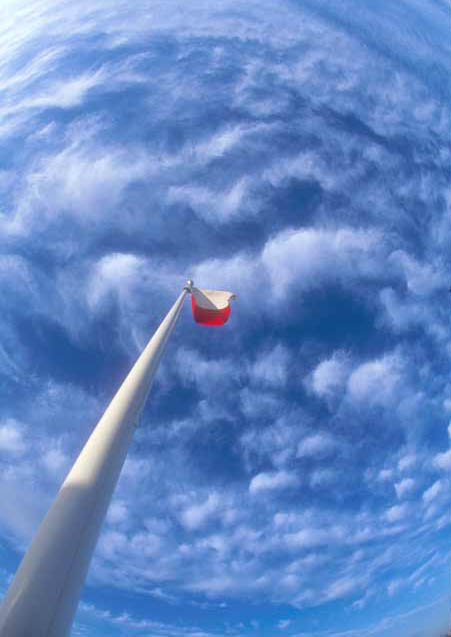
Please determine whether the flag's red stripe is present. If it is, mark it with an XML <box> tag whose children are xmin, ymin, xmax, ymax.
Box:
<box><xmin>192</xmin><ymin>297</ymin><xmax>231</xmax><ymax>325</ymax></box>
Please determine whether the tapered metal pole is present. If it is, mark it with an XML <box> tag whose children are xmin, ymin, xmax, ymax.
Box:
<box><xmin>0</xmin><ymin>285</ymin><xmax>190</xmax><ymax>637</ymax></box>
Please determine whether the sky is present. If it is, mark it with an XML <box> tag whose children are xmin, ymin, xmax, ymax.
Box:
<box><xmin>0</xmin><ymin>0</ymin><xmax>450</xmax><ymax>635</ymax></box>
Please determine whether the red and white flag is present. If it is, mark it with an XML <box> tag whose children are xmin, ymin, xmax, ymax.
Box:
<box><xmin>191</xmin><ymin>287</ymin><xmax>236</xmax><ymax>325</ymax></box>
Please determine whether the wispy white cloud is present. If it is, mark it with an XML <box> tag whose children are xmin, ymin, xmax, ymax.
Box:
<box><xmin>249</xmin><ymin>470</ymin><xmax>299</xmax><ymax>494</ymax></box>
<box><xmin>193</xmin><ymin>225</ymin><xmax>387</xmax><ymax>312</ymax></box>
<box><xmin>422</xmin><ymin>480</ymin><xmax>445</xmax><ymax>506</ymax></box>
<box><xmin>377</xmin><ymin>469</ymin><xmax>393</xmax><ymax>482</ymax></box>
<box><xmin>346</xmin><ymin>352</ymin><xmax>403</xmax><ymax>408</ymax></box>
<box><xmin>394</xmin><ymin>478</ymin><xmax>415</xmax><ymax>499</ymax></box>
<box><xmin>78</xmin><ymin>599</ymin><xmax>225</xmax><ymax>636</ymax></box>
<box><xmin>180</xmin><ymin>493</ymin><xmax>221</xmax><ymax>530</ymax></box>
<box><xmin>397</xmin><ymin>454</ymin><xmax>416</xmax><ymax>473</ymax></box>
<box><xmin>249</xmin><ymin>344</ymin><xmax>290</xmax><ymax>388</ymax></box>
<box><xmin>309</xmin><ymin>351</ymin><xmax>350</xmax><ymax>401</ymax></box>
<box><xmin>168</xmin><ymin>178</ymin><xmax>252</xmax><ymax>224</ymax></box>
<box><xmin>6</xmin><ymin>134</ymin><xmax>153</xmax><ymax>235</ymax></box>
<box><xmin>384</xmin><ymin>503</ymin><xmax>410</xmax><ymax>524</ymax></box>
<box><xmin>0</xmin><ymin>419</ymin><xmax>27</xmax><ymax>455</ymax></box>
<box><xmin>433</xmin><ymin>449</ymin><xmax>451</xmax><ymax>471</ymax></box>
<box><xmin>261</xmin><ymin>227</ymin><xmax>384</xmax><ymax>301</ymax></box>
<box><xmin>240</xmin><ymin>412</ymin><xmax>305</xmax><ymax>470</ymax></box>
<box><xmin>296</xmin><ymin>432</ymin><xmax>337</xmax><ymax>459</ymax></box>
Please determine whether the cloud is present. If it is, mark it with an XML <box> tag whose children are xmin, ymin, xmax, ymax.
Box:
<box><xmin>346</xmin><ymin>352</ymin><xmax>403</xmax><ymax>408</ymax></box>
<box><xmin>192</xmin><ymin>224</ymin><xmax>388</xmax><ymax>314</ymax></box>
<box><xmin>87</xmin><ymin>253</ymin><xmax>147</xmax><ymax>310</ymax></box>
<box><xmin>379</xmin><ymin>287</ymin><xmax>449</xmax><ymax>342</ymax></box>
<box><xmin>180</xmin><ymin>493</ymin><xmax>221</xmax><ymax>530</ymax></box>
<box><xmin>398</xmin><ymin>454</ymin><xmax>416</xmax><ymax>472</ymax></box>
<box><xmin>284</xmin><ymin>526</ymin><xmax>342</xmax><ymax>550</ymax></box>
<box><xmin>78</xmin><ymin>599</ymin><xmax>224</xmax><ymax>637</ymax></box>
<box><xmin>191</xmin><ymin>124</ymin><xmax>264</xmax><ymax>161</ymax></box>
<box><xmin>309</xmin><ymin>468</ymin><xmax>337</xmax><ymax>488</ymax></box>
<box><xmin>324</xmin><ymin>575</ymin><xmax>367</xmax><ymax>602</ymax></box>
<box><xmin>0</xmin><ymin>419</ymin><xmax>27</xmax><ymax>455</ymax></box>
<box><xmin>168</xmin><ymin>178</ymin><xmax>252</xmax><ymax>224</ymax></box>
<box><xmin>310</xmin><ymin>351</ymin><xmax>350</xmax><ymax>400</ymax></box>
<box><xmin>18</xmin><ymin>69</ymin><xmax>104</xmax><ymax>112</ymax></box>
<box><xmin>250</xmin><ymin>344</ymin><xmax>290</xmax><ymax>388</ymax></box>
<box><xmin>384</xmin><ymin>503</ymin><xmax>410</xmax><ymax>524</ymax></box>
<box><xmin>422</xmin><ymin>480</ymin><xmax>444</xmax><ymax>505</ymax></box>
<box><xmin>175</xmin><ymin>348</ymin><xmax>239</xmax><ymax>395</ymax></box>
<box><xmin>0</xmin><ymin>462</ymin><xmax>50</xmax><ymax>543</ymax></box>
<box><xmin>261</xmin><ymin>227</ymin><xmax>384</xmax><ymax>301</ymax></box>
<box><xmin>240</xmin><ymin>413</ymin><xmax>305</xmax><ymax>469</ymax></box>
<box><xmin>387</xmin><ymin>578</ymin><xmax>404</xmax><ymax>597</ymax></box>
<box><xmin>388</xmin><ymin>250</ymin><xmax>446</xmax><ymax>297</ymax></box>
<box><xmin>296</xmin><ymin>432</ymin><xmax>337</xmax><ymax>458</ymax></box>
<box><xmin>394</xmin><ymin>478</ymin><xmax>415</xmax><ymax>499</ymax></box>
<box><xmin>377</xmin><ymin>469</ymin><xmax>393</xmax><ymax>482</ymax></box>
<box><xmin>106</xmin><ymin>500</ymin><xmax>129</xmax><ymax>525</ymax></box>
<box><xmin>40</xmin><ymin>443</ymin><xmax>70</xmax><ymax>478</ymax></box>
<box><xmin>249</xmin><ymin>470</ymin><xmax>298</xmax><ymax>494</ymax></box>
<box><xmin>239</xmin><ymin>388</ymin><xmax>282</xmax><ymax>420</ymax></box>
<box><xmin>10</xmin><ymin>137</ymin><xmax>152</xmax><ymax>234</ymax></box>
<box><xmin>433</xmin><ymin>450</ymin><xmax>451</xmax><ymax>471</ymax></box>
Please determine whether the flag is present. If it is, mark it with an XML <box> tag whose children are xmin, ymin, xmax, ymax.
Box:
<box><xmin>191</xmin><ymin>287</ymin><xmax>236</xmax><ymax>325</ymax></box>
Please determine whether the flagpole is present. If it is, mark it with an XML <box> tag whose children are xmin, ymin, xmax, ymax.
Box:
<box><xmin>0</xmin><ymin>282</ymin><xmax>192</xmax><ymax>637</ymax></box>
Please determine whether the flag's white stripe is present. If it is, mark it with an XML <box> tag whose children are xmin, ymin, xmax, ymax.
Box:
<box><xmin>192</xmin><ymin>287</ymin><xmax>235</xmax><ymax>310</ymax></box>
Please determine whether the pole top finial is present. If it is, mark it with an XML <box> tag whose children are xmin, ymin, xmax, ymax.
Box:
<box><xmin>184</xmin><ymin>279</ymin><xmax>194</xmax><ymax>291</ymax></box>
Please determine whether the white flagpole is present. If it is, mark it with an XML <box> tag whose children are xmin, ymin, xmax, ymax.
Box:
<box><xmin>0</xmin><ymin>282</ymin><xmax>192</xmax><ymax>637</ymax></box>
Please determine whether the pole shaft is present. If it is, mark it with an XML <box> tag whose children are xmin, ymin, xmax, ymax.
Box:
<box><xmin>0</xmin><ymin>289</ymin><xmax>188</xmax><ymax>637</ymax></box>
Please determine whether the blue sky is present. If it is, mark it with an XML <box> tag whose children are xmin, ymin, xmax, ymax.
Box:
<box><xmin>0</xmin><ymin>0</ymin><xmax>450</xmax><ymax>635</ymax></box>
